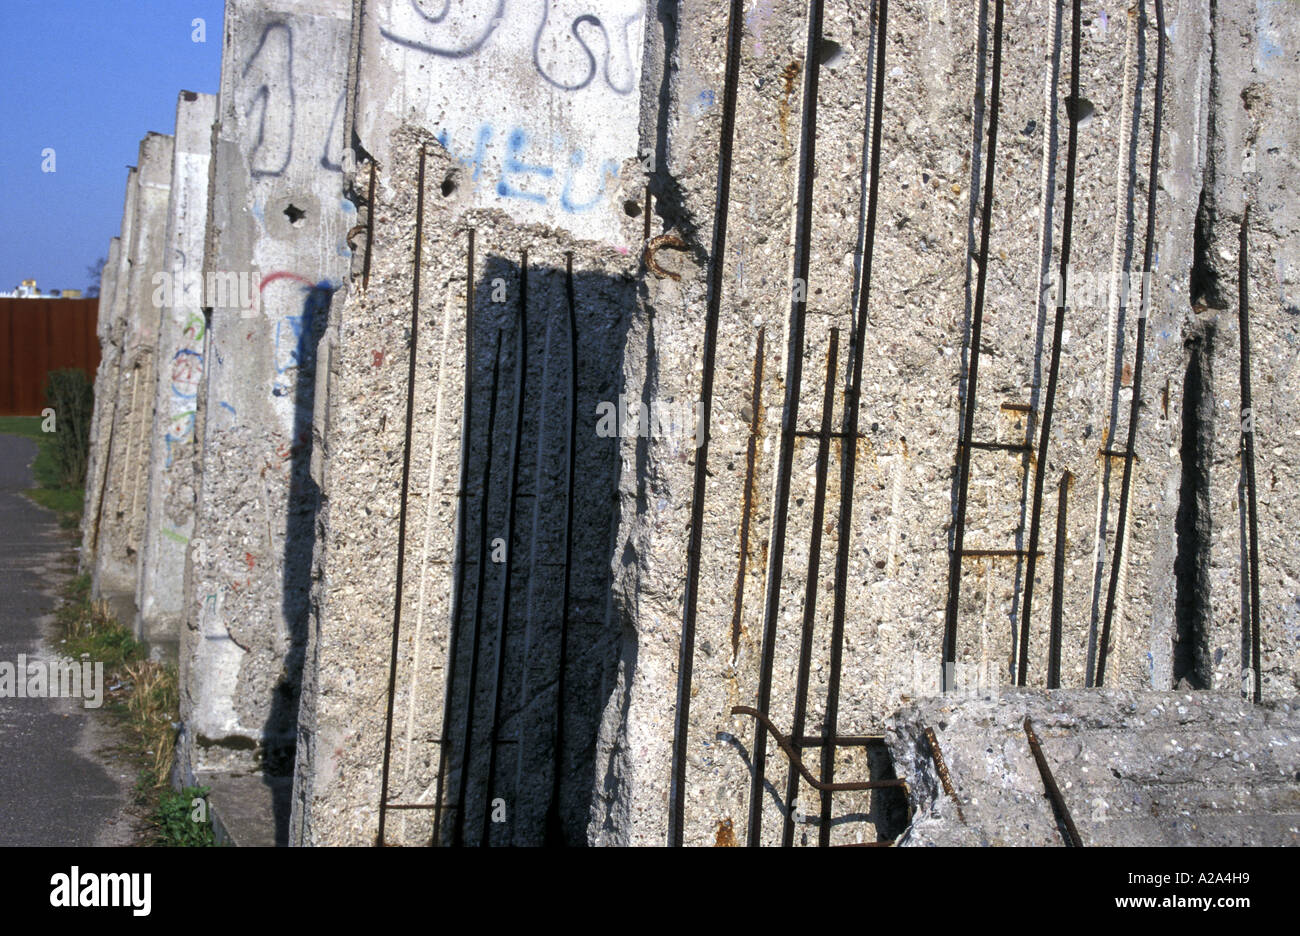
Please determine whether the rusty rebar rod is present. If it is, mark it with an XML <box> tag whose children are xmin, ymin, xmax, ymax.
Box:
<box><xmin>730</xmin><ymin>327</ymin><xmax>765</xmax><ymax>662</ymax></box>
<box><xmin>923</xmin><ymin>727</ymin><xmax>965</xmax><ymax>823</ymax></box>
<box><xmin>1024</xmin><ymin>717</ymin><xmax>1083</xmax><ymax>846</ymax></box>
<box><xmin>733</xmin><ymin>707</ymin><xmax>906</xmax><ymax>793</ymax></box>
<box><xmin>362</xmin><ymin>160</ymin><xmax>377</xmax><ymax>290</ymax></box>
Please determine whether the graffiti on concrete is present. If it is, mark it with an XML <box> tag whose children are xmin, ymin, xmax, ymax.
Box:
<box><xmin>162</xmin><ymin>312</ymin><xmax>207</xmax><ymax>468</ymax></box>
<box><xmin>260</xmin><ymin>272</ymin><xmax>335</xmax><ymax>398</ymax></box>
<box><xmin>242</xmin><ymin>23</ymin><xmax>295</xmax><ymax>177</ymax></box>
<box><xmin>436</xmin><ymin>124</ymin><xmax>619</xmax><ymax>213</ymax></box>
<box><xmin>240</xmin><ymin>22</ymin><xmax>345</xmax><ymax>177</ymax></box>
<box><xmin>370</xmin><ymin>1</ymin><xmax>645</xmax><ymax>239</ymax></box>
<box><xmin>379</xmin><ymin>0</ymin><xmax>643</xmax><ymax>95</ymax></box>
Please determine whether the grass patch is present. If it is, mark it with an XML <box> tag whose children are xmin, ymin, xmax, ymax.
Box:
<box><xmin>0</xmin><ymin>415</ymin><xmax>84</xmax><ymax>528</ymax></box>
<box><xmin>56</xmin><ymin>575</ymin><xmax>211</xmax><ymax>845</ymax></box>
<box><xmin>149</xmin><ymin>787</ymin><xmax>217</xmax><ymax>847</ymax></box>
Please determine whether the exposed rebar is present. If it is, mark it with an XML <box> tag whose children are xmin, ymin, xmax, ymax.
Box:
<box><xmin>669</xmin><ymin>0</ymin><xmax>745</xmax><ymax>847</ymax></box>
<box><xmin>1097</xmin><ymin>0</ymin><xmax>1165</xmax><ymax>686</ymax></box>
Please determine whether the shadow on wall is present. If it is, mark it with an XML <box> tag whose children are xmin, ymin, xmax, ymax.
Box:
<box><xmin>264</xmin><ymin>280</ymin><xmax>335</xmax><ymax>847</ymax></box>
<box><xmin>433</xmin><ymin>254</ymin><xmax>630</xmax><ymax>846</ymax></box>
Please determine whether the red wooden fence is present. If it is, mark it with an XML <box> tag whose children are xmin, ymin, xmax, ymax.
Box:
<box><xmin>0</xmin><ymin>298</ymin><xmax>101</xmax><ymax>416</ymax></box>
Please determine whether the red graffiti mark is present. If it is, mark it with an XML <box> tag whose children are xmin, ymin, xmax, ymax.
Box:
<box><xmin>244</xmin><ymin>551</ymin><xmax>256</xmax><ymax>570</ymax></box>
<box><xmin>372</xmin><ymin>350</ymin><xmax>384</xmax><ymax>367</ymax></box>
<box><xmin>260</xmin><ymin>271</ymin><xmax>315</xmax><ymax>292</ymax></box>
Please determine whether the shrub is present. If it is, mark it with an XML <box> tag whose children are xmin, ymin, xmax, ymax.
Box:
<box><xmin>44</xmin><ymin>368</ymin><xmax>94</xmax><ymax>487</ymax></box>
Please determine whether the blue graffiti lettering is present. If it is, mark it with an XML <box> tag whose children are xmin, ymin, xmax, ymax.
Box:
<box><xmin>434</xmin><ymin>123</ymin><xmax>617</xmax><ymax>214</ymax></box>
<box><xmin>497</xmin><ymin>128</ymin><xmax>553</xmax><ymax>204</ymax></box>
<box><xmin>560</xmin><ymin>150</ymin><xmax>618</xmax><ymax>213</ymax></box>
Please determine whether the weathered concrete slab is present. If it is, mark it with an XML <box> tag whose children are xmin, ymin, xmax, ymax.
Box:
<box><xmin>178</xmin><ymin>0</ymin><xmax>352</xmax><ymax>795</ymax></box>
<box><xmin>1190</xmin><ymin>0</ymin><xmax>1300</xmax><ymax>703</ymax></box>
<box><xmin>598</xmin><ymin>0</ymin><xmax>1205</xmax><ymax>846</ymax></box>
<box><xmin>92</xmin><ymin>134</ymin><xmax>174</xmax><ymax>605</ymax></box>
<box><xmin>196</xmin><ymin>771</ymin><xmax>292</xmax><ymax>847</ymax></box>
<box><xmin>292</xmin><ymin>0</ymin><xmax>649</xmax><ymax>845</ymax></box>
<box><xmin>137</xmin><ymin>91</ymin><xmax>217</xmax><ymax>650</ymax></box>
<box><xmin>83</xmin><ymin>165</ymin><xmax>142</xmax><ymax>575</ymax></box>
<box><xmin>354</xmin><ymin>0</ymin><xmax>647</xmax><ymax>245</ymax></box>
<box><xmin>888</xmin><ymin>688</ymin><xmax>1300</xmax><ymax>846</ymax></box>
<box><xmin>81</xmin><ymin>229</ymin><xmax>124</xmax><ymax>573</ymax></box>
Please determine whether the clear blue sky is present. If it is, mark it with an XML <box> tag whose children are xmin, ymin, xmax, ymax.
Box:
<box><xmin>0</xmin><ymin>0</ymin><xmax>226</xmax><ymax>295</ymax></box>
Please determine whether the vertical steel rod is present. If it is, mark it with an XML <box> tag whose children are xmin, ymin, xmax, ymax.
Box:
<box><xmin>378</xmin><ymin>147</ymin><xmax>426</xmax><ymax>845</ymax></box>
<box><xmin>750</xmin><ymin>0</ymin><xmax>825</xmax><ymax>848</ymax></box>
<box><xmin>668</xmin><ymin>0</ymin><xmax>745</xmax><ymax>847</ymax></box>
<box><xmin>821</xmin><ymin>0</ymin><xmax>889</xmax><ymax>847</ymax></box>
<box><xmin>1020</xmin><ymin>0</ymin><xmax>1082</xmax><ymax>685</ymax></box>
<box><xmin>362</xmin><ymin>161</ymin><xmax>377</xmax><ymax>291</ymax></box>
<box><xmin>944</xmin><ymin>0</ymin><xmax>1006</xmax><ymax>689</ymax></box>
<box><xmin>1239</xmin><ymin>208</ymin><xmax>1262</xmax><ymax>703</ymax></box>
<box><xmin>1096</xmin><ymin>0</ymin><xmax>1165</xmax><ymax>686</ymax></box>
<box><xmin>1048</xmin><ymin>471</ymin><xmax>1072</xmax><ymax>688</ymax></box>
<box><xmin>782</xmin><ymin>329</ymin><xmax>839</xmax><ymax>847</ymax></box>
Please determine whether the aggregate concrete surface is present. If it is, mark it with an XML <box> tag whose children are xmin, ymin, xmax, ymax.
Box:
<box><xmin>889</xmin><ymin>688</ymin><xmax>1300</xmax><ymax>846</ymax></box>
<box><xmin>0</xmin><ymin>435</ymin><xmax>137</xmax><ymax>846</ymax></box>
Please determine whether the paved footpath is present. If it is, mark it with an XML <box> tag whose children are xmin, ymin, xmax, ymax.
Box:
<box><xmin>0</xmin><ymin>434</ymin><xmax>133</xmax><ymax>845</ymax></box>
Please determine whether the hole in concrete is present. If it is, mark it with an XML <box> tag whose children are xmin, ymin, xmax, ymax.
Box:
<box><xmin>440</xmin><ymin>174</ymin><xmax>457</xmax><ymax>197</ymax></box>
<box><xmin>862</xmin><ymin>742</ymin><xmax>910</xmax><ymax>843</ymax></box>
<box><xmin>1190</xmin><ymin>186</ymin><xmax>1224</xmax><ymax>309</ymax></box>
<box><xmin>1065</xmin><ymin>95</ymin><xmax>1095</xmax><ymax>129</ymax></box>
<box><xmin>283</xmin><ymin>204</ymin><xmax>306</xmax><ymax>227</ymax></box>
<box><xmin>1174</xmin><ymin>317</ymin><xmax>1215</xmax><ymax>690</ymax></box>
<box><xmin>817</xmin><ymin>38</ymin><xmax>844</xmax><ymax>68</ymax></box>
<box><xmin>623</xmin><ymin>199</ymin><xmax>642</xmax><ymax>218</ymax></box>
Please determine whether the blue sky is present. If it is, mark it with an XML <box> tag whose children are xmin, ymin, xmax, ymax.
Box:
<box><xmin>0</xmin><ymin>0</ymin><xmax>225</xmax><ymax>294</ymax></box>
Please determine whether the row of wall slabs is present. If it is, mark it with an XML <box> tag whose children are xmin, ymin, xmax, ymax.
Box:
<box><xmin>81</xmin><ymin>0</ymin><xmax>1298</xmax><ymax>847</ymax></box>
<box><xmin>82</xmin><ymin>0</ymin><xmax>356</xmax><ymax>790</ymax></box>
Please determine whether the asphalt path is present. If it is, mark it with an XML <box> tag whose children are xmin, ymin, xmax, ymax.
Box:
<box><xmin>0</xmin><ymin>434</ymin><xmax>131</xmax><ymax>845</ymax></box>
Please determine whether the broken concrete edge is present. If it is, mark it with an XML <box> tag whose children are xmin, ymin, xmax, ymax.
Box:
<box><xmin>888</xmin><ymin>688</ymin><xmax>1300</xmax><ymax>847</ymax></box>
<box><xmin>173</xmin><ymin>756</ymin><xmax>291</xmax><ymax>847</ymax></box>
